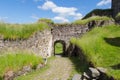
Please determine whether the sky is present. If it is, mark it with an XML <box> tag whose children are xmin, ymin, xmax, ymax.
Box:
<box><xmin>0</xmin><ymin>0</ymin><xmax>111</xmax><ymax>23</ymax></box>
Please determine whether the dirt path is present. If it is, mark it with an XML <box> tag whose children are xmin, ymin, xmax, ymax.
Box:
<box><xmin>34</xmin><ymin>56</ymin><xmax>74</xmax><ymax>80</ymax></box>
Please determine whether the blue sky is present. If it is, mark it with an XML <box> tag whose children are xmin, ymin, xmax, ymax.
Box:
<box><xmin>0</xmin><ymin>0</ymin><xmax>111</xmax><ymax>23</ymax></box>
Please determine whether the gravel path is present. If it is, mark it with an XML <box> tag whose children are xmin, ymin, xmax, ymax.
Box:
<box><xmin>34</xmin><ymin>56</ymin><xmax>73</xmax><ymax>80</ymax></box>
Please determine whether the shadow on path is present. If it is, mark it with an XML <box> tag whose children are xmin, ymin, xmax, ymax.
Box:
<box><xmin>68</xmin><ymin>46</ymin><xmax>92</xmax><ymax>74</ymax></box>
<box><xmin>69</xmin><ymin>57</ymin><xmax>88</xmax><ymax>74</ymax></box>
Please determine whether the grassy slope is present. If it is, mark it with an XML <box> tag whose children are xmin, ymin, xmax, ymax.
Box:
<box><xmin>0</xmin><ymin>22</ymin><xmax>49</xmax><ymax>40</ymax></box>
<box><xmin>0</xmin><ymin>51</ymin><xmax>43</xmax><ymax>78</ymax></box>
<box><xmin>71</xmin><ymin>25</ymin><xmax>120</xmax><ymax>79</ymax></box>
<box><xmin>82</xmin><ymin>9</ymin><xmax>112</xmax><ymax>19</ymax></box>
<box><xmin>73</xmin><ymin>16</ymin><xmax>112</xmax><ymax>25</ymax></box>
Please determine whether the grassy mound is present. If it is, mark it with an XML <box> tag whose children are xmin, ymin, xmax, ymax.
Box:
<box><xmin>73</xmin><ymin>16</ymin><xmax>112</xmax><ymax>25</ymax></box>
<box><xmin>0</xmin><ymin>51</ymin><xmax>43</xmax><ymax>78</ymax></box>
<box><xmin>71</xmin><ymin>25</ymin><xmax>120</xmax><ymax>79</ymax></box>
<box><xmin>0</xmin><ymin>22</ymin><xmax>49</xmax><ymax>40</ymax></box>
<box><xmin>83</xmin><ymin>9</ymin><xmax>112</xmax><ymax>19</ymax></box>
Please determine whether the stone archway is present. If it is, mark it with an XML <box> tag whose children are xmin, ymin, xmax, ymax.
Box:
<box><xmin>54</xmin><ymin>40</ymin><xmax>66</xmax><ymax>56</ymax></box>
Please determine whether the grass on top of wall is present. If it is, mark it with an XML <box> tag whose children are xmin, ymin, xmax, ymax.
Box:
<box><xmin>73</xmin><ymin>16</ymin><xmax>113</xmax><ymax>25</ymax></box>
<box><xmin>0</xmin><ymin>51</ymin><xmax>43</xmax><ymax>78</ymax></box>
<box><xmin>71</xmin><ymin>25</ymin><xmax>120</xmax><ymax>79</ymax></box>
<box><xmin>0</xmin><ymin>22</ymin><xmax>49</xmax><ymax>40</ymax></box>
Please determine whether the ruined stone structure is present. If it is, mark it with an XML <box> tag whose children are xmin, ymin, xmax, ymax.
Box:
<box><xmin>0</xmin><ymin>30</ymin><xmax>53</xmax><ymax>57</ymax></box>
<box><xmin>0</xmin><ymin>25</ymin><xmax>88</xmax><ymax>57</ymax></box>
<box><xmin>0</xmin><ymin>19</ymin><xmax>114</xmax><ymax>57</ymax></box>
<box><xmin>112</xmin><ymin>0</ymin><xmax>120</xmax><ymax>17</ymax></box>
<box><xmin>51</xmin><ymin>24</ymin><xmax>88</xmax><ymax>55</ymax></box>
<box><xmin>0</xmin><ymin>0</ymin><xmax>118</xmax><ymax>57</ymax></box>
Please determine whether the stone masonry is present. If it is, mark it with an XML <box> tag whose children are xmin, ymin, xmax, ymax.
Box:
<box><xmin>0</xmin><ymin>30</ymin><xmax>53</xmax><ymax>57</ymax></box>
<box><xmin>0</xmin><ymin>19</ymin><xmax>114</xmax><ymax>57</ymax></box>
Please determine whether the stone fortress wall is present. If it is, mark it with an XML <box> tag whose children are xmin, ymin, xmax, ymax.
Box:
<box><xmin>0</xmin><ymin>0</ymin><xmax>118</xmax><ymax>57</ymax></box>
<box><xmin>0</xmin><ymin>19</ymin><xmax>113</xmax><ymax>57</ymax></box>
<box><xmin>0</xmin><ymin>30</ymin><xmax>53</xmax><ymax>57</ymax></box>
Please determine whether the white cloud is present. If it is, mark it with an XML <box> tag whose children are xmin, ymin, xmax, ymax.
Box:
<box><xmin>38</xmin><ymin>1</ymin><xmax>83</xmax><ymax>23</ymax></box>
<box><xmin>52</xmin><ymin>7</ymin><xmax>77</xmax><ymax>15</ymax></box>
<box><xmin>69</xmin><ymin>13</ymin><xmax>83</xmax><ymax>19</ymax></box>
<box><xmin>97</xmin><ymin>0</ymin><xmax>111</xmax><ymax>6</ymax></box>
<box><xmin>53</xmin><ymin>16</ymin><xmax>69</xmax><ymax>23</ymax></box>
<box><xmin>38</xmin><ymin>1</ymin><xmax>57</xmax><ymax>10</ymax></box>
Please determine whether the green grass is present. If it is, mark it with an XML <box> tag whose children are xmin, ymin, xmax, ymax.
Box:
<box><xmin>0</xmin><ymin>22</ymin><xmax>49</xmax><ymax>40</ymax></box>
<box><xmin>14</xmin><ymin>66</ymin><xmax>49</xmax><ymax>80</ymax></box>
<box><xmin>73</xmin><ymin>16</ymin><xmax>113</xmax><ymax>25</ymax></box>
<box><xmin>82</xmin><ymin>9</ymin><xmax>112</xmax><ymax>19</ymax></box>
<box><xmin>38</xmin><ymin>18</ymin><xmax>54</xmax><ymax>24</ymax></box>
<box><xmin>71</xmin><ymin>25</ymin><xmax>120</xmax><ymax>79</ymax></box>
<box><xmin>14</xmin><ymin>56</ymin><xmax>55</xmax><ymax>80</ymax></box>
<box><xmin>55</xmin><ymin>43</ymin><xmax>63</xmax><ymax>54</ymax></box>
<box><xmin>0</xmin><ymin>51</ymin><xmax>43</xmax><ymax>78</ymax></box>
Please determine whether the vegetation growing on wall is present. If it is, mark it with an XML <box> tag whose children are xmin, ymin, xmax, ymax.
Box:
<box><xmin>0</xmin><ymin>16</ymin><xmax>113</xmax><ymax>40</ymax></box>
<box><xmin>71</xmin><ymin>25</ymin><xmax>120</xmax><ymax>79</ymax></box>
<box><xmin>37</xmin><ymin>18</ymin><xmax>54</xmax><ymax>24</ymax></box>
<box><xmin>0</xmin><ymin>22</ymin><xmax>49</xmax><ymax>40</ymax></box>
<box><xmin>83</xmin><ymin>9</ymin><xmax>112</xmax><ymax>19</ymax></box>
<box><xmin>0</xmin><ymin>51</ymin><xmax>43</xmax><ymax>78</ymax></box>
<box><xmin>73</xmin><ymin>16</ymin><xmax>113</xmax><ymax>25</ymax></box>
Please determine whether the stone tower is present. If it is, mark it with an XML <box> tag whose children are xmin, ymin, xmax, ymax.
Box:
<box><xmin>112</xmin><ymin>0</ymin><xmax>120</xmax><ymax>17</ymax></box>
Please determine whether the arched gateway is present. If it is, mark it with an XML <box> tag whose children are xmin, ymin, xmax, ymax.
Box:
<box><xmin>54</xmin><ymin>40</ymin><xmax>66</xmax><ymax>56</ymax></box>
<box><xmin>51</xmin><ymin>24</ymin><xmax>88</xmax><ymax>56</ymax></box>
